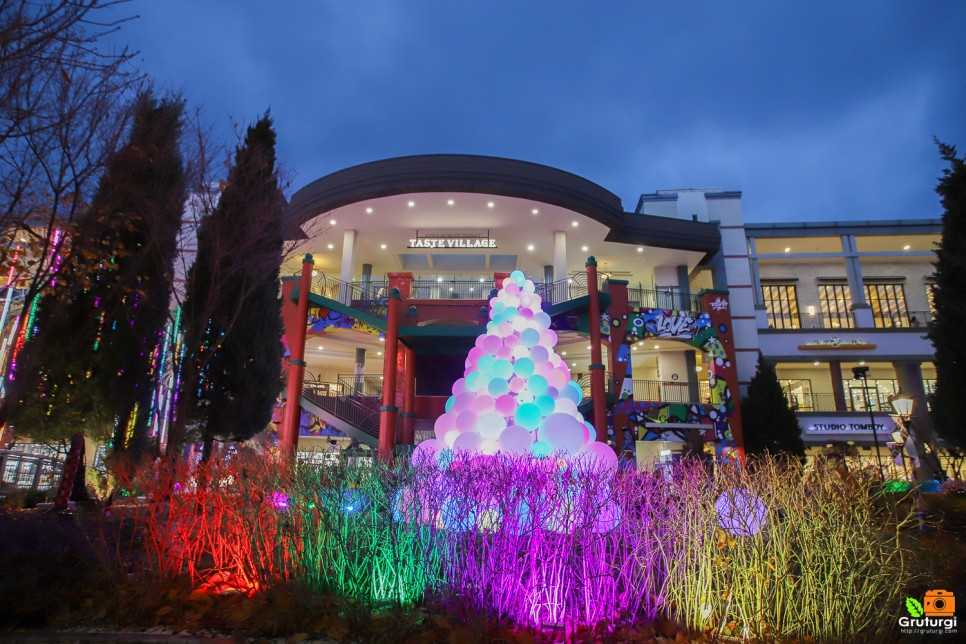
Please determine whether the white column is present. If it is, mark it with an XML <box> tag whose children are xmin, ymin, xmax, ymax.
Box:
<box><xmin>339</xmin><ymin>229</ymin><xmax>357</xmax><ymax>304</ymax></box>
<box><xmin>841</xmin><ymin>234</ymin><xmax>873</xmax><ymax>327</ymax></box>
<box><xmin>553</xmin><ymin>231</ymin><xmax>567</xmax><ymax>302</ymax></box>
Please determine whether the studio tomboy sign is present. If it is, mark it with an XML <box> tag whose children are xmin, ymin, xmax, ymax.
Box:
<box><xmin>407</xmin><ymin>232</ymin><xmax>497</xmax><ymax>249</ymax></box>
<box><xmin>803</xmin><ymin>414</ymin><xmax>896</xmax><ymax>435</ymax></box>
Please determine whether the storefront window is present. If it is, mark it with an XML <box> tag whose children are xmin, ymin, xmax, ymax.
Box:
<box><xmin>762</xmin><ymin>283</ymin><xmax>801</xmax><ymax>329</ymax></box>
<box><xmin>864</xmin><ymin>283</ymin><xmax>908</xmax><ymax>328</ymax></box>
<box><xmin>819</xmin><ymin>283</ymin><xmax>854</xmax><ymax>328</ymax></box>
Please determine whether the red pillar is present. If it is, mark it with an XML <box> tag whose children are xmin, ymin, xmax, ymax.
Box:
<box><xmin>399</xmin><ymin>345</ymin><xmax>416</xmax><ymax>445</ymax></box>
<box><xmin>586</xmin><ymin>257</ymin><xmax>608</xmax><ymax>443</ymax></box>
<box><xmin>281</xmin><ymin>254</ymin><xmax>314</xmax><ymax>460</ymax></box>
<box><xmin>379</xmin><ymin>288</ymin><xmax>403</xmax><ymax>460</ymax></box>
<box><xmin>699</xmin><ymin>290</ymin><xmax>746</xmax><ymax>462</ymax></box>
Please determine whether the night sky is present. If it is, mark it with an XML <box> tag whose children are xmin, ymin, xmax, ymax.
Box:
<box><xmin>105</xmin><ymin>1</ymin><xmax>965</xmax><ymax>222</ymax></box>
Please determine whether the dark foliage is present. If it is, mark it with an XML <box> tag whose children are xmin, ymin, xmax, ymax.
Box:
<box><xmin>179</xmin><ymin>114</ymin><xmax>285</xmax><ymax>452</ymax></box>
<box><xmin>929</xmin><ymin>140</ymin><xmax>966</xmax><ymax>449</ymax></box>
<box><xmin>741</xmin><ymin>352</ymin><xmax>805</xmax><ymax>458</ymax></box>
<box><xmin>8</xmin><ymin>93</ymin><xmax>185</xmax><ymax>461</ymax></box>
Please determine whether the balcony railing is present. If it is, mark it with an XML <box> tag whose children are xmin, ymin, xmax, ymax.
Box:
<box><xmin>626</xmin><ymin>287</ymin><xmax>702</xmax><ymax>313</ymax></box>
<box><xmin>787</xmin><ymin>391</ymin><xmax>902</xmax><ymax>413</ymax></box>
<box><xmin>410</xmin><ymin>279</ymin><xmax>491</xmax><ymax>300</ymax></box>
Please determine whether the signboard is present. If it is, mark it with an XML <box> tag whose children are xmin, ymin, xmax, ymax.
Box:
<box><xmin>801</xmin><ymin>413</ymin><xmax>896</xmax><ymax>437</ymax></box>
<box><xmin>407</xmin><ymin>231</ymin><xmax>496</xmax><ymax>249</ymax></box>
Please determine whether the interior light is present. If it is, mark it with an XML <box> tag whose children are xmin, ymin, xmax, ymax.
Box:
<box><xmin>377</xmin><ymin>351</ymin><xmax>383</xmax><ymax>356</ymax></box>
<box><xmin>586</xmin><ymin>345</ymin><xmax>591</xmax><ymax>350</ymax></box>
<box><xmin>561</xmin><ymin>351</ymin><xmax>567</xmax><ymax>356</ymax></box>
<box><xmin>447</xmin><ymin>199</ymin><xmax>455</xmax><ymax>206</ymax></box>
<box><xmin>654</xmin><ymin>344</ymin><xmax>660</xmax><ymax>350</ymax></box>
<box><xmin>695</xmin><ymin>365</ymin><xmax>703</xmax><ymax>372</ymax></box>
<box><xmin>327</xmin><ymin>244</ymin><xmax>334</xmax><ymax>249</ymax></box>
<box><xmin>784</xmin><ymin>247</ymin><xmax>791</xmax><ymax>253</ymax></box>
<box><xmin>806</xmin><ymin>305</ymin><xmax>816</xmax><ymax>315</ymax></box>
<box><xmin>408</xmin><ymin>201</ymin><xmax>415</xmax><ymax>207</ymax></box>
<box><xmin>311</xmin><ymin>270</ymin><xmax>318</xmax><ymax>276</ymax></box>
<box><xmin>365</xmin><ymin>207</ymin><xmax>373</xmax><ymax>214</ymax></box>
<box><xmin>469</xmin><ymin>287</ymin><xmax>474</xmax><ymax>292</ymax></box>
<box><xmin>637</xmin><ymin>247</ymin><xmax>643</xmax><ymax>253</ymax></box>
<box><xmin>581</xmin><ymin>245</ymin><xmax>588</xmax><ymax>252</ymax></box>
<box><xmin>329</xmin><ymin>219</ymin><xmax>337</xmax><ymax>225</ymax></box>
<box><xmin>449</xmin><ymin>287</ymin><xmax>454</xmax><ymax>291</ymax></box>
<box><xmin>437</xmin><ymin>277</ymin><xmax>443</xmax><ymax>283</ymax></box>
<box><xmin>632</xmin><ymin>346</ymin><xmax>638</xmax><ymax>350</ymax></box>
<box><xmin>903</xmin><ymin>244</ymin><xmax>911</xmax><ymax>250</ymax></box>
<box><xmin>571</xmin><ymin>221</ymin><xmax>578</xmax><ymax>227</ymax></box>
<box><xmin>859</xmin><ymin>361</ymin><xmax>866</xmax><ymax>366</ymax></box>
<box><xmin>479</xmin><ymin>278</ymin><xmax>484</xmax><ymax>282</ymax></box>
<box><xmin>527</xmin><ymin>244</ymin><xmax>534</xmax><ymax>251</ymax></box>
<box><xmin>571</xmin><ymin>362</ymin><xmax>577</xmax><ymax>367</ymax></box>
<box><xmin>813</xmin><ymin>361</ymin><xmax>820</xmax><ymax>366</ymax></box>
<box><xmin>379</xmin><ymin>337</ymin><xmax>385</xmax><ymax>342</ymax></box>
<box><xmin>380</xmin><ymin>243</ymin><xmax>387</xmax><ymax>249</ymax></box>
<box><xmin>487</xmin><ymin>201</ymin><xmax>495</xmax><ymax>208</ymax></box>
<box><xmin>317</xmin><ymin>346</ymin><xmax>323</xmax><ymax>350</ymax></box>
<box><xmin>531</xmin><ymin>208</ymin><xmax>539</xmax><ymax>215</ymax></box>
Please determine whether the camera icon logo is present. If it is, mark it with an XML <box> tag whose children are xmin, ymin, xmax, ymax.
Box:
<box><xmin>924</xmin><ymin>589</ymin><xmax>956</xmax><ymax>617</ymax></box>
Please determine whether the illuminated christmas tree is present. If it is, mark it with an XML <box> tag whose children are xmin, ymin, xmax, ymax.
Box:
<box><xmin>414</xmin><ymin>270</ymin><xmax>616</xmax><ymax>468</ymax></box>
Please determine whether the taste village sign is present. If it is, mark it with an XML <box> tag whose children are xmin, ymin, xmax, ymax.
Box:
<box><xmin>407</xmin><ymin>232</ymin><xmax>497</xmax><ymax>249</ymax></box>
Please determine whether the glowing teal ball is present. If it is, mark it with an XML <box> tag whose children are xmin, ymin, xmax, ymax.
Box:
<box><xmin>514</xmin><ymin>402</ymin><xmax>542</xmax><ymax>430</ymax></box>
<box><xmin>513</xmin><ymin>357</ymin><xmax>535</xmax><ymax>378</ymax></box>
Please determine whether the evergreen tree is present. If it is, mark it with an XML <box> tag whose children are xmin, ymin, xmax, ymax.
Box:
<box><xmin>929</xmin><ymin>140</ymin><xmax>966</xmax><ymax>449</ymax></box>
<box><xmin>179</xmin><ymin>114</ymin><xmax>285</xmax><ymax>459</ymax></box>
<box><xmin>741</xmin><ymin>352</ymin><xmax>805</xmax><ymax>459</ymax></box>
<box><xmin>9</xmin><ymin>93</ymin><xmax>185</xmax><ymax>463</ymax></box>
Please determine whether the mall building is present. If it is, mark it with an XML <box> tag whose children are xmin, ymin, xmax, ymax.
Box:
<box><xmin>277</xmin><ymin>154</ymin><xmax>941</xmax><ymax>473</ymax></box>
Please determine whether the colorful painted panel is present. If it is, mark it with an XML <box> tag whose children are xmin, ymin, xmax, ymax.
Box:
<box><xmin>308</xmin><ymin>308</ymin><xmax>381</xmax><ymax>337</ymax></box>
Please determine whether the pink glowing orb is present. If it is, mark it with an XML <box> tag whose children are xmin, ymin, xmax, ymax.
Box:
<box><xmin>539</xmin><ymin>413</ymin><xmax>587</xmax><ymax>455</ymax></box>
<box><xmin>578</xmin><ymin>441</ymin><xmax>619</xmax><ymax>473</ymax></box>
<box><xmin>498</xmin><ymin>424</ymin><xmax>533</xmax><ymax>454</ymax></box>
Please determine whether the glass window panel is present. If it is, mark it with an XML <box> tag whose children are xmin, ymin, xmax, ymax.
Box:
<box><xmin>762</xmin><ymin>284</ymin><xmax>800</xmax><ymax>329</ymax></box>
<box><xmin>819</xmin><ymin>284</ymin><xmax>854</xmax><ymax>328</ymax></box>
<box><xmin>865</xmin><ymin>283</ymin><xmax>908</xmax><ymax>328</ymax></box>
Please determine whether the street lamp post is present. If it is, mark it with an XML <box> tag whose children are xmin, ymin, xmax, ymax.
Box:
<box><xmin>852</xmin><ymin>366</ymin><xmax>885</xmax><ymax>481</ymax></box>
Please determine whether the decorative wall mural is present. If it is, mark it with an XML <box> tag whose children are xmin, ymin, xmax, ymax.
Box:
<box><xmin>307</xmin><ymin>308</ymin><xmax>382</xmax><ymax>337</ymax></box>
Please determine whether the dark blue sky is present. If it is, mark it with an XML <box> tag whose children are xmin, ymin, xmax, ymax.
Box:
<box><xmin>107</xmin><ymin>1</ymin><xmax>965</xmax><ymax>222</ymax></box>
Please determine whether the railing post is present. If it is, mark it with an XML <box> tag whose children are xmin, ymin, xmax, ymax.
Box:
<box><xmin>586</xmin><ymin>257</ymin><xmax>608</xmax><ymax>443</ymax></box>
<box><xmin>281</xmin><ymin>254</ymin><xmax>315</xmax><ymax>460</ymax></box>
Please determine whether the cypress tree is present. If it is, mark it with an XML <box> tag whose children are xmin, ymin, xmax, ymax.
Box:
<box><xmin>929</xmin><ymin>141</ymin><xmax>966</xmax><ymax>449</ymax></box>
<box><xmin>9</xmin><ymin>93</ymin><xmax>185</xmax><ymax>466</ymax></box>
<box><xmin>741</xmin><ymin>352</ymin><xmax>806</xmax><ymax>459</ymax></box>
<box><xmin>179</xmin><ymin>114</ymin><xmax>285</xmax><ymax>458</ymax></box>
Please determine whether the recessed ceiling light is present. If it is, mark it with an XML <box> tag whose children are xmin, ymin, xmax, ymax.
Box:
<box><xmin>632</xmin><ymin>346</ymin><xmax>638</xmax><ymax>350</ymax></box>
<box><xmin>784</xmin><ymin>247</ymin><xmax>791</xmax><ymax>253</ymax></box>
<box><xmin>479</xmin><ymin>278</ymin><xmax>484</xmax><ymax>282</ymax></box>
<box><xmin>527</xmin><ymin>244</ymin><xmax>534</xmax><ymax>251</ymax></box>
<box><xmin>637</xmin><ymin>247</ymin><xmax>643</xmax><ymax>253</ymax></box>
<box><xmin>859</xmin><ymin>361</ymin><xmax>866</xmax><ymax>366</ymax></box>
<box><xmin>469</xmin><ymin>287</ymin><xmax>474</xmax><ymax>292</ymax></box>
<box><xmin>695</xmin><ymin>365</ymin><xmax>703</xmax><ymax>372</ymax></box>
<box><xmin>311</xmin><ymin>270</ymin><xmax>318</xmax><ymax>276</ymax></box>
<box><xmin>654</xmin><ymin>344</ymin><xmax>660</xmax><ymax>350</ymax></box>
<box><xmin>586</xmin><ymin>345</ymin><xmax>591</xmax><ymax>350</ymax></box>
<box><xmin>317</xmin><ymin>345</ymin><xmax>323</xmax><ymax>350</ymax></box>
<box><xmin>437</xmin><ymin>277</ymin><xmax>443</xmax><ymax>283</ymax></box>
<box><xmin>447</xmin><ymin>199</ymin><xmax>455</xmax><ymax>206</ymax></box>
<box><xmin>377</xmin><ymin>351</ymin><xmax>383</xmax><ymax>356</ymax></box>
<box><xmin>487</xmin><ymin>201</ymin><xmax>495</xmax><ymax>208</ymax></box>
<box><xmin>408</xmin><ymin>200</ymin><xmax>415</xmax><ymax>207</ymax></box>
<box><xmin>581</xmin><ymin>245</ymin><xmax>588</xmax><ymax>252</ymax></box>
<box><xmin>380</xmin><ymin>243</ymin><xmax>387</xmax><ymax>249</ymax></box>
<box><xmin>329</xmin><ymin>219</ymin><xmax>337</xmax><ymax>225</ymax></box>
<box><xmin>531</xmin><ymin>208</ymin><xmax>539</xmax><ymax>215</ymax></box>
<box><xmin>327</xmin><ymin>243</ymin><xmax>334</xmax><ymax>249</ymax></box>
<box><xmin>561</xmin><ymin>351</ymin><xmax>567</xmax><ymax>356</ymax></box>
<box><xmin>449</xmin><ymin>287</ymin><xmax>454</xmax><ymax>291</ymax></box>
<box><xmin>365</xmin><ymin>207</ymin><xmax>373</xmax><ymax>214</ymax></box>
<box><xmin>571</xmin><ymin>221</ymin><xmax>578</xmax><ymax>227</ymax></box>
<box><xmin>813</xmin><ymin>361</ymin><xmax>820</xmax><ymax>366</ymax></box>
<box><xmin>903</xmin><ymin>244</ymin><xmax>911</xmax><ymax>250</ymax></box>
<box><xmin>379</xmin><ymin>337</ymin><xmax>385</xmax><ymax>342</ymax></box>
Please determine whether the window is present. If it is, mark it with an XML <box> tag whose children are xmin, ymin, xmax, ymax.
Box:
<box><xmin>845</xmin><ymin>378</ymin><xmax>897</xmax><ymax>412</ymax></box>
<box><xmin>819</xmin><ymin>283</ymin><xmax>854</xmax><ymax>328</ymax></box>
<box><xmin>762</xmin><ymin>283</ymin><xmax>801</xmax><ymax>329</ymax></box>
<box><xmin>779</xmin><ymin>378</ymin><xmax>813</xmax><ymax>410</ymax></box>
<box><xmin>864</xmin><ymin>283</ymin><xmax>908</xmax><ymax>328</ymax></box>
